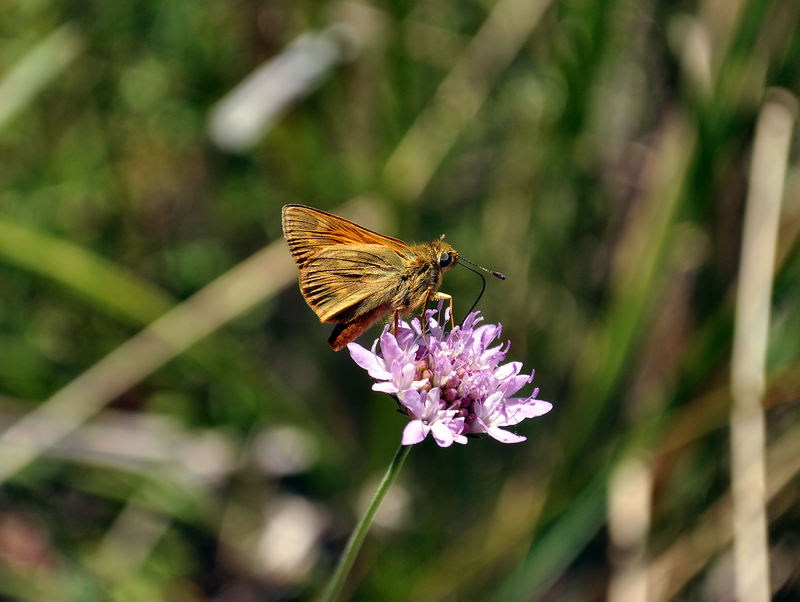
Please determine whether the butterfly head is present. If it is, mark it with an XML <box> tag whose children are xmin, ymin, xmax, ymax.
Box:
<box><xmin>429</xmin><ymin>239</ymin><xmax>459</xmax><ymax>274</ymax></box>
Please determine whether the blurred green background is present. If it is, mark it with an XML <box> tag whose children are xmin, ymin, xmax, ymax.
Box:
<box><xmin>1</xmin><ymin>1</ymin><xmax>799</xmax><ymax>600</ymax></box>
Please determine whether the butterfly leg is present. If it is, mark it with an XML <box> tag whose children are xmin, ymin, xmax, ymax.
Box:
<box><xmin>430</xmin><ymin>292</ymin><xmax>455</xmax><ymax>330</ymax></box>
<box><xmin>420</xmin><ymin>288</ymin><xmax>433</xmax><ymax>340</ymax></box>
<box><xmin>393</xmin><ymin>310</ymin><xmax>399</xmax><ymax>336</ymax></box>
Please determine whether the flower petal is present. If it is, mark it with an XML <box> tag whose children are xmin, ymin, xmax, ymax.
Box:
<box><xmin>485</xmin><ymin>425</ymin><xmax>527</xmax><ymax>444</ymax></box>
<box><xmin>402</xmin><ymin>420</ymin><xmax>428</xmax><ymax>445</ymax></box>
<box><xmin>379</xmin><ymin>329</ymin><xmax>406</xmax><ymax>365</ymax></box>
<box><xmin>373</xmin><ymin>382</ymin><xmax>400</xmax><ymax>394</ymax></box>
<box><xmin>430</xmin><ymin>421</ymin><xmax>455</xmax><ymax>447</ymax></box>
<box><xmin>497</xmin><ymin>372</ymin><xmax>533</xmax><ymax>397</ymax></box>
<box><xmin>493</xmin><ymin>361</ymin><xmax>522</xmax><ymax>381</ymax></box>
<box><xmin>347</xmin><ymin>343</ymin><xmax>390</xmax><ymax>379</ymax></box>
<box><xmin>398</xmin><ymin>389</ymin><xmax>423</xmax><ymax>415</ymax></box>
<box><xmin>505</xmin><ymin>398</ymin><xmax>553</xmax><ymax>423</ymax></box>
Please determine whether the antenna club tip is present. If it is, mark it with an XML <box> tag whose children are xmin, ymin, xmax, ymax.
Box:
<box><xmin>493</xmin><ymin>271</ymin><xmax>506</xmax><ymax>280</ymax></box>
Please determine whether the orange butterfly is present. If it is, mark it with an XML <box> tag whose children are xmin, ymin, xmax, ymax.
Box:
<box><xmin>282</xmin><ymin>204</ymin><xmax>503</xmax><ymax>350</ymax></box>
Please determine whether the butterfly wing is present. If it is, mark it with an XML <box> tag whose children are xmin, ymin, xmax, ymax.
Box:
<box><xmin>282</xmin><ymin>204</ymin><xmax>411</xmax><ymax>267</ymax></box>
<box><xmin>299</xmin><ymin>243</ymin><xmax>405</xmax><ymax>323</ymax></box>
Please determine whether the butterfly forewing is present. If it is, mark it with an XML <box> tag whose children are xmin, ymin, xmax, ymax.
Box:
<box><xmin>281</xmin><ymin>204</ymin><xmax>469</xmax><ymax>350</ymax></box>
<box><xmin>282</xmin><ymin>204</ymin><xmax>410</xmax><ymax>267</ymax></box>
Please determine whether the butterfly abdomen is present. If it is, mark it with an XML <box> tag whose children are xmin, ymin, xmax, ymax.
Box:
<box><xmin>328</xmin><ymin>303</ymin><xmax>394</xmax><ymax>350</ymax></box>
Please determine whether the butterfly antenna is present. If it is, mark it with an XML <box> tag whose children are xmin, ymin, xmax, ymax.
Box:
<box><xmin>456</xmin><ymin>257</ymin><xmax>505</xmax><ymax>322</ymax></box>
<box><xmin>459</xmin><ymin>256</ymin><xmax>506</xmax><ymax>280</ymax></box>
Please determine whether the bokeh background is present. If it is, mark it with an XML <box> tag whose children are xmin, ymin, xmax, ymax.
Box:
<box><xmin>1</xmin><ymin>1</ymin><xmax>799</xmax><ymax>600</ymax></box>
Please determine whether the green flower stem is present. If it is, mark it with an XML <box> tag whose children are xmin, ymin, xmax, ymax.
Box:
<box><xmin>319</xmin><ymin>442</ymin><xmax>412</xmax><ymax>602</ymax></box>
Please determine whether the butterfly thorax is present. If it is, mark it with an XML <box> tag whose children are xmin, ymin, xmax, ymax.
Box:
<box><xmin>395</xmin><ymin>240</ymin><xmax>458</xmax><ymax>311</ymax></box>
<box><xmin>283</xmin><ymin>205</ymin><xmax>474</xmax><ymax>350</ymax></box>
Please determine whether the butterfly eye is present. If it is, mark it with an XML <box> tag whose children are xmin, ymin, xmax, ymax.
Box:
<box><xmin>439</xmin><ymin>252</ymin><xmax>452</xmax><ymax>268</ymax></box>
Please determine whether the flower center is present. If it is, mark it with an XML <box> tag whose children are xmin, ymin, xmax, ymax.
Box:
<box><xmin>414</xmin><ymin>357</ymin><xmax>478</xmax><ymax>430</ymax></box>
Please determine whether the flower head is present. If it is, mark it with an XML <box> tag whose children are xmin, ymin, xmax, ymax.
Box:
<box><xmin>347</xmin><ymin>308</ymin><xmax>552</xmax><ymax>447</ymax></box>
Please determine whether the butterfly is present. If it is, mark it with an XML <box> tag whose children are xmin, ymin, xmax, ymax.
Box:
<box><xmin>282</xmin><ymin>204</ymin><xmax>503</xmax><ymax>350</ymax></box>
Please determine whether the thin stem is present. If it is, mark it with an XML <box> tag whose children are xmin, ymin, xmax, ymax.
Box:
<box><xmin>318</xmin><ymin>442</ymin><xmax>412</xmax><ymax>602</ymax></box>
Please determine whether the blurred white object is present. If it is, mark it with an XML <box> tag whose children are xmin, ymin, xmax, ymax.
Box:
<box><xmin>257</xmin><ymin>495</ymin><xmax>325</xmax><ymax>585</ymax></box>
<box><xmin>607</xmin><ymin>455</ymin><xmax>653</xmax><ymax>602</ymax></box>
<box><xmin>252</xmin><ymin>425</ymin><xmax>318</xmax><ymax>476</ymax></box>
<box><xmin>730</xmin><ymin>90</ymin><xmax>797</xmax><ymax>602</ymax></box>
<box><xmin>358</xmin><ymin>474</ymin><xmax>410</xmax><ymax>530</ymax></box>
<box><xmin>208</xmin><ymin>25</ymin><xmax>358</xmax><ymax>152</ymax></box>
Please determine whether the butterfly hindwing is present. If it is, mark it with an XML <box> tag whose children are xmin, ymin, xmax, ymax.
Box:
<box><xmin>299</xmin><ymin>243</ymin><xmax>406</xmax><ymax>323</ymax></box>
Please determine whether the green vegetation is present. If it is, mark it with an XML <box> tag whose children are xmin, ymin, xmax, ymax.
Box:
<box><xmin>1</xmin><ymin>1</ymin><xmax>798</xmax><ymax>600</ymax></box>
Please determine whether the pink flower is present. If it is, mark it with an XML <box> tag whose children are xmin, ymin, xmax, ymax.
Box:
<box><xmin>347</xmin><ymin>308</ymin><xmax>552</xmax><ymax>447</ymax></box>
<box><xmin>399</xmin><ymin>388</ymin><xmax>467</xmax><ymax>448</ymax></box>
